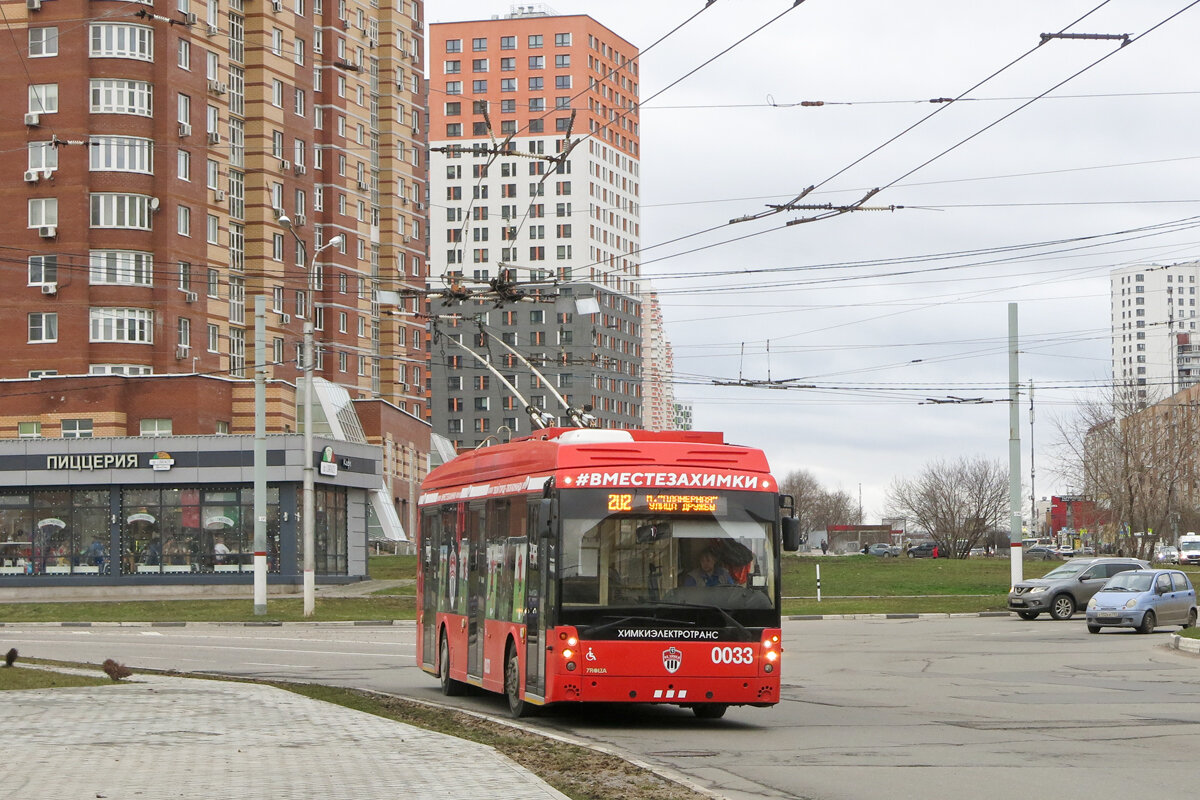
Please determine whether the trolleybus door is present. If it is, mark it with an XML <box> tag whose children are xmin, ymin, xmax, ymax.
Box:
<box><xmin>466</xmin><ymin>501</ymin><xmax>487</xmax><ymax>681</ymax></box>
<box><xmin>524</xmin><ymin>498</ymin><xmax>550</xmax><ymax>697</ymax></box>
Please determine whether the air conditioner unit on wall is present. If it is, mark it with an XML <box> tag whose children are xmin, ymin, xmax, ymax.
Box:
<box><xmin>38</xmin><ymin>225</ymin><xmax>56</xmax><ymax>239</ymax></box>
<box><xmin>24</xmin><ymin>113</ymin><xmax>40</xmax><ymax>127</ymax></box>
<box><xmin>24</xmin><ymin>170</ymin><xmax>39</xmax><ymax>183</ymax></box>
<box><xmin>41</xmin><ymin>282</ymin><xmax>57</xmax><ymax>295</ymax></box>
<box><xmin>279</xmin><ymin>160</ymin><xmax>291</xmax><ymax>171</ymax></box>
<box><xmin>184</xmin><ymin>291</ymin><xmax>198</xmax><ymax>303</ymax></box>
<box><xmin>179</xmin><ymin>122</ymin><xmax>192</xmax><ymax>137</ymax></box>
<box><xmin>294</xmin><ymin>214</ymin><xmax>306</xmax><ymax>227</ymax></box>
<box><xmin>208</xmin><ymin>131</ymin><xmax>221</xmax><ymax>144</ymax></box>
<box><xmin>280</xmin><ymin>313</ymin><xmax>291</xmax><ymax>324</ymax></box>
<box><xmin>183</xmin><ymin>12</ymin><xmax>197</xmax><ymax>25</ymax></box>
<box><xmin>26</xmin><ymin>0</ymin><xmax>41</xmax><ymax>10</ymax></box>
<box><xmin>294</xmin><ymin>164</ymin><xmax>306</xmax><ymax>176</ymax></box>
<box><xmin>214</xmin><ymin>189</ymin><xmax>227</xmax><ymax>201</ymax></box>
<box><xmin>176</xmin><ymin>345</ymin><xmax>189</xmax><ymax>359</ymax></box>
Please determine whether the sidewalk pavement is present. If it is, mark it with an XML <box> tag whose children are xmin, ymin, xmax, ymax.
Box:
<box><xmin>1</xmin><ymin>668</ymin><xmax>570</xmax><ymax>800</ymax></box>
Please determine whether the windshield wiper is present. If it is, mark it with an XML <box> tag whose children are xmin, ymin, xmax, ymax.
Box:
<box><xmin>646</xmin><ymin>600</ymin><xmax>753</xmax><ymax>641</ymax></box>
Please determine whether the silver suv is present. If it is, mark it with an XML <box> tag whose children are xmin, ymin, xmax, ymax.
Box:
<box><xmin>1008</xmin><ymin>557</ymin><xmax>1149</xmax><ymax>620</ymax></box>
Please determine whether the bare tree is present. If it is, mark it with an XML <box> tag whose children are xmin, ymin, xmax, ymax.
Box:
<box><xmin>778</xmin><ymin>469</ymin><xmax>862</xmax><ymax>543</ymax></box>
<box><xmin>1055</xmin><ymin>385</ymin><xmax>1200</xmax><ymax>558</ymax></box>
<box><xmin>885</xmin><ymin>457</ymin><xmax>1009</xmax><ymax>558</ymax></box>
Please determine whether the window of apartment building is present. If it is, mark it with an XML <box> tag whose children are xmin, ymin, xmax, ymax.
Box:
<box><xmin>88</xmin><ymin>136</ymin><xmax>154</xmax><ymax>173</ymax></box>
<box><xmin>555</xmin><ymin>33</ymin><xmax>571</xmax><ymax>47</ymax></box>
<box><xmin>446</xmin><ymin>80</ymin><xmax>462</xmax><ymax>95</ymax></box>
<box><xmin>29</xmin><ymin>83</ymin><xmax>58</xmax><ymax>114</ymax></box>
<box><xmin>555</xmin><ymin>75</ymin><xmax>571</xmax><ymax>89</ymax></box>
<box><xmin>90</xmin><ymin>308</ymin><xmax>153</xmax><ymax>343</ymax></box>
<box><xmin>90</xmin><ymin>79</ymin><xmax>153</xmax><ymax>115</ymax></box>
<box><xmin>18</xmin><ymin>422</ymin><xmax>41</xmax><ymax>439</ymax></box>
<box><xmin>528</xmin><ymin>76</ymin><xmax>543</xmax><ymax>90</ymax></box>
<box><xmin>473</xmin><ymin>58</ymin><xmax>488</xmax><ymax>72</ymax></box>
<box><xmin>90</xmin><ymin>250</ymin><xmax>152</xmax><ymax>286</ymax></box>
<box><xmin>529</xmin><ymin>55</ymin><xmax>544</xmax><ymax>69</ymax></box>
<box><xmin>500</xmin><ymin>56</ymin><xmax>515</xmax><ymax>71</ymax></box>
<box><xmin>61</xmin><ymin>420</ymin><xmax>94</xmax><ymax>439</ymax></box>
<box><xmin>28</xmin><ymin>140</ymin><xmax>58</xmax><ymax>172</ymax></box>
<box><xmin>444</xmin><ymin>59</ymin><xmax>461</xmax><ymax>73</ymax></box>
<box><xmin>29</xmin><ymin>254</ymin><xmax>57</xmax><ymax>285</ymax></box>
<box><xmin>28</xmin><ymin>312</ymin><xmax>57</xmax><ymax>343</ymax></box>
<box><xmin>529</xmin><ymin>97</ymin><xmax>545</xmax><ymax>111</ymax></box>
<box><xmin>89</xmin><ymin>23</ymin><xmax>153</xmax><ymax>60</ymax></box>
<box><xmin>555</xmin><ymin>54</ymin><xmax>570</xmax><ymax>68</ymax></box>
<box><xmin>528</xmin><ymin>34</ymin><xmax>542</xmax><ymax>48</ymax></box>
<box><xmin>472</xmin><ymin>37</ymin><xmax>487</xmax><ymax>51</ymax></box>
<box><xmin>500</xmin><ymin>35</ymin><xmax>516</xmax><ymax>50</ymax></box>
<box><xmin>529</xmin><ymin>119</ymin><xmax>544</xmax><ymax>132</ymax></box>
<box><xmin>177</xmin><ymin>205</ymin><xmax>191</xmax><ymax>236</ymax></box>
<box><xmin>140</xmin><ymin>419</ymin><xmax>173</xmax><ymax>437</ymax></box>
<box><xmin>472</xmin><ymin>79</ymin><xmax>487</xmax><ymax>93</ymax></box>
<box><xmin>446</xmin><ymin>38</ymin><xmax>462</xmax><ymax>53</ymax></box>
<box><xmin>29</xmin><ymin>27</ymin><xmax>58</xmax><ymax>57</ymax></box>
<box><xmin>28</xmin><ymin>197</ymin><xmax>57</xmax><ymax>228</ymax></box>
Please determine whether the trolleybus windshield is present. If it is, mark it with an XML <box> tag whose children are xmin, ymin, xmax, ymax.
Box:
<box><xmin>558</xmin><ymin>488</ymin><xmax>778</xmax><ymax>623</ymax></box>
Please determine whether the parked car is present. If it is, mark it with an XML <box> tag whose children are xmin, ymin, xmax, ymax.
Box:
<box><xmin>907</xmin><ymin>542</ymin><xmax>945</xmax><ymax>558</ymax></box>
<box><xmin>864</xmin><ymin>543</ymin><xmax>896</xmax><ymax>558</ymax></box>
<box><xmin>1023</xmin><ymin>545</ymin><xmax>1060</xmax><ymax>561</ymax></box>
<box><xmin>1007</xmin><ymin>557</ymin><xmax>1150</xmax><ymax>620</ymax></box>
<box><xmin>1055</xmin><ymin>545</ymin><xmax>1076</xmax><ymax>558</ymax></box>
<box><xmin>1153</xmin><ymin>545</ymin><xmax>1179</xmax><ymax>564</ymax></box>
<box><xmin>1085</xmin><ymin>569</ymin><xmax>1198</xmax><ymax>634</ymax></box>
<box><xmin>1077</xmin><ymin>546</ymin><xmax>1096</xmax><ymax>557</ymax></box>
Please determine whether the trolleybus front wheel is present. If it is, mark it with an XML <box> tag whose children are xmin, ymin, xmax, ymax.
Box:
<box><xmin>692</xmin><ymin>704</ymin><xmax>728</xmax><ymax>719</ymax></box>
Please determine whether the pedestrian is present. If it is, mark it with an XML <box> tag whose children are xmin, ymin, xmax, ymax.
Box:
<box><xmin>820</xmin><ymin>539</ymin><xmax>828</xmax><ymax>555</ymax></box>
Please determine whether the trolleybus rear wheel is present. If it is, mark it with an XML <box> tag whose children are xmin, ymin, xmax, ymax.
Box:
<box><xmin>439</xmin><ymin>633</ymin><xmax>465</xmax><ymax>696</ymax></box>
<box><xmin>505</xmin><ymin>644</ymin><xmax>535</xmax><ymax>718</ymax></box>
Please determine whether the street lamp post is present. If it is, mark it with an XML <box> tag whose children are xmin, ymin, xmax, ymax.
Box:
<box><xmin>280</xmin><ymin>217</ymin><xmax>343</xmax><ymax>617</ymax></box>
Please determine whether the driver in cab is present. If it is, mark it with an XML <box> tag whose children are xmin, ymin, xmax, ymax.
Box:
<box><xmin>684</xmin><ymin>548</ymin><xmax>734</xmax><ymax>587</ymax></box>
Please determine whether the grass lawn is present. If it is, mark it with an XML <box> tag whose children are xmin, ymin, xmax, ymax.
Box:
<box><xmin>366</xmin><ymin>554</ymin><xmax>417</xmax><ymax>581</ymax></box>
<box><xmin>0</xmin><ymin>665</ymin><xmax>114</xmax><ymax>690</ymax></box>
<box><xmin>0</xmin><ymin>596</ymin><xmax>415</xmax><ymax>623</ymax></box>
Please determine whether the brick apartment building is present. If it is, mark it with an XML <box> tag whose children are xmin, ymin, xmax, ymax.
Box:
<box><xmin>0</xmin><ymin>0</ymin><xmax>431</xmax><ymax>585</ymax></box>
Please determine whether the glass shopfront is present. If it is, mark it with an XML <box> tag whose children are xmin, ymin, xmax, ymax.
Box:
<box><xmin>119</xmin><ymin>486</ymin><xmax>284</xmax><ymax>575</ymax></box>
<box><xmin>0</xmin><ymin>484</ymin><xmax>348</xmax><ymax>579</ymax></box>
<box><xmin>0</xmin><ymin>490</ymin><xmax>110</xmax><ymax>576</ymax></box>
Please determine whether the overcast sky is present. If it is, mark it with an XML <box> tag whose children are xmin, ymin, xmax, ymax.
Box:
<box><xmin>429</xmin><ymin>1</ymin><xmax>1200</xmax><ymax>523</ymax></box>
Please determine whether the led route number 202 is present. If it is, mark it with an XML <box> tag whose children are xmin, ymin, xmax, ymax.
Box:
<box><xmin>711</xmin><ymin>646</ymin><xmax>755</xmax><ymax>665</ymax></box>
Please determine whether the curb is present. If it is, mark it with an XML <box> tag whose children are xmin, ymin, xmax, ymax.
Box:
<box><xmin>1169</xmin><ymin>633</ymin><xmax>1200</xmax><ymax>654</ymax></box>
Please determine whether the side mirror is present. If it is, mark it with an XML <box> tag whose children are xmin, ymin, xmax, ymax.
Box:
<box><xmin>782</xmin><ymin>517</ymin><xmax>801</xmax><ymax>552</ymax></box>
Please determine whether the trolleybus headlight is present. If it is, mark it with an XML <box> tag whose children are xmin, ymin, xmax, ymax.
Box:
<box><xmin>562</xmin><ymin>649</ymin><xmax>574</xmax><ymax>660</ymax></box>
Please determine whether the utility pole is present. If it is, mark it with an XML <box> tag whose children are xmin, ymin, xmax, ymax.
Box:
<box><xmin>1029</xmin><ymin>380</ymin><xmax>1035</xmax><ymax>538</ymax></box>
<box><xmin>253</xmin><ymin>295</ymin><xmax>267</xmax><ymax>614</ymax></box>
<box><xmin>1008</xmin><ymin>304</ymin><xmax>1023</xmax><ymax>586</ymax></box>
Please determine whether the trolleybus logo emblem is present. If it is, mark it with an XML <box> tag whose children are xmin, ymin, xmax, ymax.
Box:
<box><xmin>662</xmin><ymin>647</ymin><xmax>683</xmax><ymax>674</ymax></box>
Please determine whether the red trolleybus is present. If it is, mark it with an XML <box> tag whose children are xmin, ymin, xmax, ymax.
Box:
<box><xmin>417</xmin><ymin>428</ymin><xmax>802</xmax><ymax>718</ymax></box>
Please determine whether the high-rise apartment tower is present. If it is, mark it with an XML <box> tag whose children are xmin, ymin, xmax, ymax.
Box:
<box><xmin>428</xmin><ymin>6</ymin><xmax>663</xmax><ymax>448</ymax></box>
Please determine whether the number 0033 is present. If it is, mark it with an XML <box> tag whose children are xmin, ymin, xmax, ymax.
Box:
<box><xmin>711</xmin><ymin>646</ymin><xmax>754</xmax><ymax>665</ymax></box>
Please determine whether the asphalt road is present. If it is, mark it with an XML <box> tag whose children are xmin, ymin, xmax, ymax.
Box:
<box><xmin>4</xmin><ymin>616</ymin><xmax>1199</xmax><ymax>800</ymax></box>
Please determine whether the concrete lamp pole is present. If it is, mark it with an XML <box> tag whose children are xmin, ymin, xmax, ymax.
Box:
<box><xmin>280</xmin><ymin>217</ymin><xmax>343</xmax><ymax>617</ymax></box>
